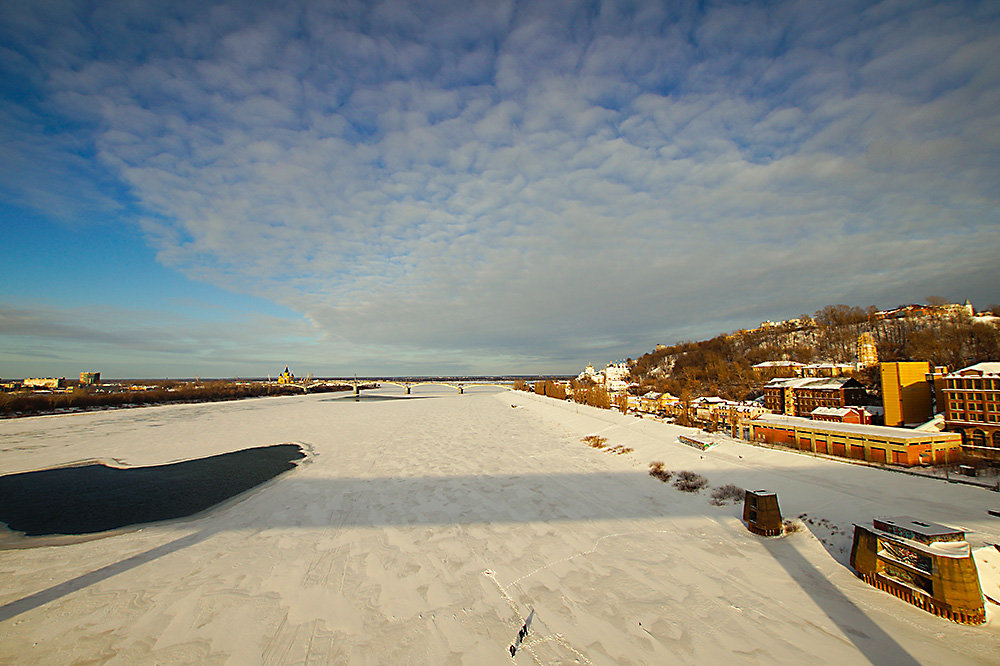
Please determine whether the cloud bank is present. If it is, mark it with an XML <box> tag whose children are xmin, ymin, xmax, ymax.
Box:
<box><xmin>2</xmin><ymin>0</ymin><xmax>999</xmax><ymax>374</ymax></box>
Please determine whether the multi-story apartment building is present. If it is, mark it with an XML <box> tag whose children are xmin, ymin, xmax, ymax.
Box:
<box><xmin>762</xmin><ymin>377</ymin><xmax>868</xmax><ymax>417</ymax></box>
<box><xmin>942</xmin><ymin>362</ymin><xmax>1000</xmax><ymax>456</ymax></box>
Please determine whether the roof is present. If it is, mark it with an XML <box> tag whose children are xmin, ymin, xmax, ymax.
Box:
<box><xmin>913</xmin><ymin>413</ymin><xmax>946</xmax><ymax>432</ymax></box>
<box><xmin>811</xmin><ymin>406</ymin><xmax>883</xmax><ymax>417</ymax></box>
<box><xmin>946</xmin><ymin>362</ymin><xmax>1000</xmax><ymax>378</ymax></box>
<box><xmin>764</xmin><ymin>377</ymin><xmax>863</xmax><ymax>390</ymax></box>
<box><xmin>811</xmin><ymin>407</ymin><xmax>854</xmax><ymax>417</ymax></box>
<box><xmin>752</xmin><ymin>361</ymin><xmax>804</xmax><ymax>368</ymax></box>
<box><xmin>753</xmin><ymin>413</ymin><xmax>961</xmax><ymax>441</ymax></box>
<box><xmin>875</xmin><ymin>516</ymin><xmax>962</xmax><ymax>538</ymax></box>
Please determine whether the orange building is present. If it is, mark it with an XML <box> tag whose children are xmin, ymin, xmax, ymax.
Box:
<box><xmin>752</xmin><ymin>414</ymin><xmax>961</xmax><ymax>466</ymax></box>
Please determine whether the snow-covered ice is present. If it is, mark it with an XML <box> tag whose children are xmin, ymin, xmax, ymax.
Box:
<box><xmin>0</xmin><ymin>387</ymin><xmax>997</xmax><ymax>663</ymax></box>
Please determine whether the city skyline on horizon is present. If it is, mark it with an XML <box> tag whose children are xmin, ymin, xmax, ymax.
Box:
<box><xmin>3</xmin><ymin>1</ymin><xmax>999</xmax><ymax>378</ymax></box>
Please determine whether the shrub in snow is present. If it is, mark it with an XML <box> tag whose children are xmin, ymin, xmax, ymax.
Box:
<box><xmin>709</xmin><ymin>484</ymin><xmax>744</xmax><ymax>506</ymax></box>
<box><xmin>673</xmin><ymin>471</ymin><xmax>708</xmax><ymax>493</ymax></box>
<box><xmin>782</xmin><ymin>519</ymin><xmax>801</xmax><ymax>535</ymax></box>
<box><xmin>648</xmin><ymin>462</ymin><xmax>672</xmax><ymax>482</ymax></box>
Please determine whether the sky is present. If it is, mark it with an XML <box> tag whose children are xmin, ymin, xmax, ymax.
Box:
<box><xmin>1</xmin><ymin>0</ymin><xmax>999</xmax><ymax>379</ymax></box>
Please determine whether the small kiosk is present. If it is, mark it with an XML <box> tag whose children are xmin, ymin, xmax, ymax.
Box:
<box><xmin>850</xmin><ymin>516</ymin><xmax>985</xmax><ymax>624</ymax></box>
<box><xmin>743</xmin><ymin>490</ymin><xmax>783</xmax><ymax>537</ymax></box>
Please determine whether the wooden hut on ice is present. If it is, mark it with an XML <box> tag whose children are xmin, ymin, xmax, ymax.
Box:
<box><xmin>743</xmin><ymin>490</ymin><xmax>783</xmax><ymax>537</ymax></box>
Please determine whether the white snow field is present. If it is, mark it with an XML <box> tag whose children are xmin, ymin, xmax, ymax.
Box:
<box><xmin>1</xmin><ymin>387</ymin><xmax>998</xmax><ymax>664</ymax></box>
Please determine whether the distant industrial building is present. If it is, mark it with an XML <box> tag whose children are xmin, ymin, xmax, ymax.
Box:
<box><xmin>23</xmin><ymin>377</ymin><xmax>66</xmax><ymax>389</ymax></box>
<box><xmin>79</xmin><ymin>371</ymin><xmax>101</xmax><ymax>385</ymax></box>
<box><xmin>752</xmin><ymin>414</ymin><xmax>961</xmax><ymax>466</ymax></box>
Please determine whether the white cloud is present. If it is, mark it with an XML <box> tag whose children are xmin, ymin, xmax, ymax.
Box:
<box><xmin>2</xmin><ymin>0</ymin><xmax>999</xmax><ymax>373</ymax></box>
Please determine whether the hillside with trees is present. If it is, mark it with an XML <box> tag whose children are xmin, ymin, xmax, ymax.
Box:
<box><xmin>631</xmin><ymin>303</ymin><xmax>1000</xmax><ymax>401</ymax></box>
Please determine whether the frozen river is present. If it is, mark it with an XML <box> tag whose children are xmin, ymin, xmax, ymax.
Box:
<box><xmin>1</xmin><ymin>387</ymin><xmax>997</xmax><ymax>663</ymax></box>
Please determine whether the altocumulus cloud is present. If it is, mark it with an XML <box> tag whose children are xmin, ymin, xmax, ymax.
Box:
<box><xmin>2</xmin><ymin>0</ymin><xmax>999</xmax><ymax>372</ymax></box>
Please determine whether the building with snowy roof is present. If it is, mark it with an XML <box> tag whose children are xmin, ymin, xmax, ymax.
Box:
<box><xmin>762</xmin><ymin>376</ymin><xmax>867</xmax><ymax>417</ymax></box>
<box><xmin>751</xmin><ymin>414</ymin><xmax>961</xmax><ymax>466</ymax></box>
<box><xmin>752</xmin><ymin>360</ymin><xmax>805</xmax><ymax>379</ymax></box>
<box><xmin>810</xmin><ymin>405</ymin><xmax>883</xmax><ymax>425</ymax></box>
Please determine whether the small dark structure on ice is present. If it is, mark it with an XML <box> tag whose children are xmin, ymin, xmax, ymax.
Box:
<box><xmin>743</xmin><ymin>489</ymin><xmax>783</xmax><ymax>537</ymax></box>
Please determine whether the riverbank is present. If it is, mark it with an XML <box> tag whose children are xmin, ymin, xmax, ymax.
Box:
<box><xmin>0</xmin><ymin>388</ymin><xmax>996</xmax><ymax>663</ymax></box>
<box><xmin>0</xmin><ymin>382</ymin><xmax>350</xmax><ymax>419</ymax></box>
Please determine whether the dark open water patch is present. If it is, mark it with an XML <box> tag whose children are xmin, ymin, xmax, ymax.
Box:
<box><xmin>0</xmin><ymin>444</ymin><xmax>305</xmax><ymax>537</ymax></box>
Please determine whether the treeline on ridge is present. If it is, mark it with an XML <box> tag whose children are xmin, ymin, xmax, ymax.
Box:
<box><xmin>631</xmin><ymin>303</ymin><xmax>1000</xmax><ymax>402</ymax></box>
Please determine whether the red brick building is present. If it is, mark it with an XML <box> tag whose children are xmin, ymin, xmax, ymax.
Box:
<box><xmin>763</xmin><ymin>377</ymin><xmax>868</xmax><ymax>417</ymax></box>
<box><xmin>942</xmin><ymin>362</ymin><xmax>1000</xmax><ymax>458</ymax></box>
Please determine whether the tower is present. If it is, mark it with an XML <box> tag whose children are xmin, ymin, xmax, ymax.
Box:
<box><xmin>857</xmin><ymin>332</ymin><xmax>878</xmax><ymax>369</ymax></box>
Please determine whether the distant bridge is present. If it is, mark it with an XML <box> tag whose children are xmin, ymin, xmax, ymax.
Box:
<box><xmin>277</xmin><ymin>379</ymin><xmax>516</xmax><ymax>395</ymax></box>
<box><xmin>374</xmin><ymin>380</ymin><xmax>515</xmax><ymax>395</ymax></box>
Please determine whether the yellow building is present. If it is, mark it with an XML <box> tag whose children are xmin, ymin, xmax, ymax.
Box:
<box><xmin>881</xmin><ymin>362</ymin><xmax>935</xmax><ymax>426</ymax></box>
<box><xmin>277</xmin><ymin>366</ymin><xmax>295</xmax><ymax>384</ymax></box>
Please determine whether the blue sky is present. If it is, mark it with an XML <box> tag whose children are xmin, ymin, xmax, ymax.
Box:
<box><xmin>2</xmin><ymin>0</ymin><xmax>999</xmax><ymax>378</ymax></box>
